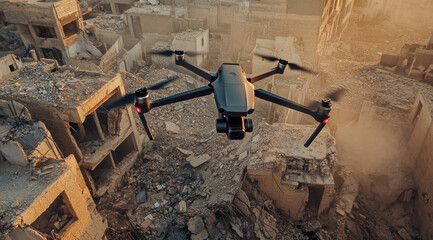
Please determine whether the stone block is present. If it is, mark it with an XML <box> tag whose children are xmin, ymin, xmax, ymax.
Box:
<box><xmin>0</xmin><ymin>141</ymin><xmax>28</xmax><ymax>166</ymax></box>
<box><xmin>380</xmin><ymin>54</ymin><xmax>399</xmax><ymax>67</ymax></box>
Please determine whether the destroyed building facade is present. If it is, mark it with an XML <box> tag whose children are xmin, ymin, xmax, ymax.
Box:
<box><xmin>246</xmin><ymin>124</ymin><xmax>337</xmax><ymax>220</ymax></box>
<box><xmin>0</xmin><ymin>100</ymin><xmax>107</xmax><ymax>239</ymax></box>
<box><xmin>0</xmin><ymin>62</ymin><xmax>143</xmax><ymax>197</ymax></box>
<box><xmin>0</xmin><ymin>0</ymin><xmax>85</xmax><ymax>65</ymax></box>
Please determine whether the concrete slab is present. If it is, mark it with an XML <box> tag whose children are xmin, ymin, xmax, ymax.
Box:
<box><xmin>0</xmin><ymin>141</ymin><xmax>28</xmax><ymax>166</ymax></box>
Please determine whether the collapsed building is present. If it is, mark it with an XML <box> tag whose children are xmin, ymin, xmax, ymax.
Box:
<box><xmin>0</xmin><ymin>0</ymin><xmax>90</xmax><ymax>65</ymax></box>
<box><xmin>380</xmin><ymin>31</ymin><xmax>433</xmax><ymax>83</ymax></box>
<box><xmin>0</xmin><ymin>54</ymin><xmax>22</xmax><ymax>82</ymax></box>
<box><xmin>0</xmin><ymin>61</ymin><xmax>143</xmax><ymax>197</ymax></box>
<box><xmin>0</xmin><ymin>100</ymin><xmax>107</xmax><ymax>239</ymax></box>
<box><xmin>246</xmin><ymin>124</ymin><xmax>336</xmax><ymax>220</ymax></box>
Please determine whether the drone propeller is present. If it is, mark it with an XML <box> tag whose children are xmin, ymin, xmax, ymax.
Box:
<box><xmin>106</xmin><ymin>75</ymin><xmax>180</xmax><ymax>110</ymax></box>
<box><xmin>304</xmin><ymin>88</ymin><xmax>347</xmax><ymax>148</ymax></box>
<box><xmin>254</xmin><ymin>53</ymin><xmax>316</xmax><ymax>74</ymax></box>
<box><xmin>149</xmin><ymin>50</ymin><xmax>207</xmax><ymax>57</ymax></box>
<box><xmin>307</xmin><ymin>88</ymin><xmax>347</xmax><ymax>110</ymax></box>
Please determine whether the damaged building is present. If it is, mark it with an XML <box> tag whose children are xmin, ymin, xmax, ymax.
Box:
<box><xmin>380</xmin><ymin>30</ymin><xmax>433</xmax><ymax>83</ymax></box>
<box><xmin>0</xmin><ymin>0</ymin><xmax>90</xmax><ymax>65</ymax></box>
<box><xmin>0</xmin><ymin>54</ymin><xmax>22</xmax><ymax>81</ymax></box>
<box><xmin>0</xmin><ymin>100</ymin><xmax>107</xmax><ymax>239</ymax></box>
<box><xmin>246</xmin><ymin>124</ymin><xmax>336</xmax><ymax>220</ymax></box>
<box><xmin>0</xmin><ymin>62</ymin><xmax>143</xmax><ymax>197</ymax></box>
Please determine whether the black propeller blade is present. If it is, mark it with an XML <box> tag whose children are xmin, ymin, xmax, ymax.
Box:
<box><xmin>105</xmin><ymin>75</ymin><xmax>180</xmax><ymax>110</ymax></box>
<box><xmin>255</xmin><ymin>53</ymin><xmax>279</xmax><ymax>62</ymax></box>
<box><xmin>287</xmin><ymin>63</ymin><xmax>316</xmax><ymax>74</ymax></box>
<box><xmin>149</xmin><ymin>50</ymin><xmax>207</xmax><ymax>57</ymax></box>
<box><xmin>148</xmin><ymin>75</ymin><xmax>179</xmax><ymax>90</ymax></box>
<box><xmin>254</xmin><ymin>53</ymin><xmax>316</xmax><ymax>74</ymax></box>
<box><xmin>105</xmin><ymin>93</ymin><xmax>135</xmax><ymax>110</ymax></box>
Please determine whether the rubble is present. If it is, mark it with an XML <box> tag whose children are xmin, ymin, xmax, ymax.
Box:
<box><xmin>0</xmin><ymin>0</ymin><xmax>432</xmax><ymax>239</ymax></box>
<box><xmin>186</xmin><ymin>154</ymin><xmax>210</xmax><ymax>167</ymax></box>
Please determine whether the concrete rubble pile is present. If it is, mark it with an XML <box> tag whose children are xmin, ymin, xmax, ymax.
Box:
<box><xmin>98</xmin><ymin>117</ymin><xmax>341</xmax><ymax>239</ymax></box>
<box><xmin>0</xmin><ymin>62</ymin><xmax>109</xmax><ymax>106</ymax></box>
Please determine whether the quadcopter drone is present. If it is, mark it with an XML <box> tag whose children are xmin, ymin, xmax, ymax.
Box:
<box><xmin>107</xmin><ymin>50</ymin><xmax>344</xmax><ymax>147</ymax></box>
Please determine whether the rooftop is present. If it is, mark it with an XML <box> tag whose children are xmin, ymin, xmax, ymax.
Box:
<box><xmin>174</xmin><ymin>29</ymin><xmax>207</xmax><ymax>40</ymax></box>
<box><xmin>125</xmin><ymin>4</ymin><xmax>185</xmax><ymax>17</ymax></box>
<box><xmin>85</xmin><ymin>14</ymin><xmax>128</xmax><ymax>33</ymax></box>
<box><xmin>248</xmin><ymin>123</ymin><xmax>336</xmax><ymax>185</ymax></box>
<box><xmin>0</xmin><ymin>118</ymin><xmax>47</xmax><ymax>156</ymax></box>
<box><xmin>0</xmin><ymin>158</ymin><xmax>67</xmax><ymax>232</ymax></box>
<box><xmin>0</xmin><ymin>62</ymin><xmax>123</xmax><ymax>122</ymax></box>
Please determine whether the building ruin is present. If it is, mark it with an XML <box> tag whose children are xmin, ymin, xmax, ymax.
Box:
<box><xmin>1</xmin><ymin>0</ymin><xmax>433</xmax><ymax>239</ymax></box>
<box><xmin>0</xmin><ymin>62</ymin><xmax>142</xmax><ymax>197</ymax></box>
<box><xmin>0</xmin><ymin>100</ymin><xmax>107</xmax><ymax>239</ymax></box>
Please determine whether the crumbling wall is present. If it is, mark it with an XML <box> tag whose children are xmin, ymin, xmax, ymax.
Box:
<box><xmin>407</xmin><ymin>93</ymin><xmax>433</xmax><ymax>240</ymax></box>
<box><xmin>22</xmin><ymin>102</ymin><xmax>83</xmax><ymax>162</ymax></box>
<box><xmin>187</xmin><ymin>4</ymin><xmax>218</xmax><ymax>31</ymax></box>
<box><xmin>413</xmin><ymin>125</ymin><xmax>433</xmax><ymax>240</ymax></box>
<box><xmin>124</xmin><ymin>37</ymin><xmax>143</xmax><ymax>72</ymax></box>
<box><xmin>407</xmin><ymin>93</ymin><xmax>432</xmax><ymax>158</ymax></box>
<box><xmin>0</xmin><ymin>54</ymin><xmax>22</xmax><ymax>81</ymax></box>
<box><xmin>247</xmin><ymin>169</ymin><xmax>308</xmax><ymax>219</ymax></box>
<box><xmin>7</xmin><ymin>155</ymin><xmax>107</xmax><ymax>240</ymax></box>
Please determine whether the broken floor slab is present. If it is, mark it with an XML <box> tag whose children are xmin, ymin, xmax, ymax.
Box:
<box><xmin>246</xmin><ymin>123</ymin><xmax>337</xmax><ymax>219</ymax></box>
<box><xmin>0</xmin><ymin>155</ymin><xmax>107</xmax><ymax>239</ymax></box>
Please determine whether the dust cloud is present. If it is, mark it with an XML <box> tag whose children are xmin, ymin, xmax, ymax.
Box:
<box><xmin>335</xmin><ymin>115</ymin><xmax>414</xmax><ymax>204</ymax></box>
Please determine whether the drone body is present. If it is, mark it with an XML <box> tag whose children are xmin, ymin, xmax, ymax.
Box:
<box><xmin>108</xmin><ymin>50</ymin><xmax>344</xmax><ymax>147</ymax></box>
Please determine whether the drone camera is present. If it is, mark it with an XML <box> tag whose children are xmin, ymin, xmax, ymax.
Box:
<box><xmin>216</xmin><ymin>117</ymin><xmax>253</xmax><ymax>140</ymax></box>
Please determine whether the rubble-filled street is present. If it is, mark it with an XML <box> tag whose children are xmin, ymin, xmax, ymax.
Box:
<box><xmin>1</xmin><ymin>0</ymin><xmax>433</xmax><ymax>240</ymax></box>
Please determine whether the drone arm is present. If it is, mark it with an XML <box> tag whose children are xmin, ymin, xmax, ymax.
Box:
<box><xmin>175</xmin><ymin>58</ymin><xmax>217</xmax><ymax>82</ymax></box>
<box><xmin>150</xmin><ymin>86</ymin><xmax>213</xmax><ymax>109</ymax></box>
<box><xmin>248</xmin><ymin>67</ymin><xmax>285</xmax><ymax>83</ymax></box>
<box><xmin>254</xmin><ymin>89</ymin><xmax>315</xmax><ymax>117</ymax></box>
<box><xmin>255</xmin><ymin>89</ymin><xmax>332</xmax><ymax>148</ymax></box>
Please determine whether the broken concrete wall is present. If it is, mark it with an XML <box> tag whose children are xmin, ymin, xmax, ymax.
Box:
<box><xmin>124</xmin><ymin>37</ymin><xmax>143</xmax><ymax>72</ymax></box>
<box><xmin>92</xmin><ymin>27</ymin><xmax>120</xmax><ymax>46</ymax></box>
<box><xmin>0</xmin><ymin>54</ymin><xmax>22</xmax><ymax>82</ymax></box>
<box><xmin>427</xmin><ymin>31</ymin><xmax>433</xmax><ymax>50</ymax></box>
<box><xmin>100</xmin><ymin>36</ymin><xmax>125</xmax><ymax>72</ymax></box>
<box><xmin>406</xmin><ymin>92</ymin><xmax>433</xmax><ymax>240</ymax></box>
<box><xmin>413</xmin><ymin>124</ymin><xmax>433</xmax><ymax>240</ymax></box>
<box><xmin>17</xmin><ymin>101</ymin><xmax>83</xmax><ymax>163</ymax></box>
<box><xmin>1</xmin><ymin>155</ymin><xmax>107</xmax><ymax>239</ymax></box>
<box><xmin>0</xmin><ymin>100</ymin><xmax>63</xmax><ymax>166</ymax></box>
<box><xmin>125</xmin><ymin>6</ymin><xmax>187</xmax><ymax>37</ymax></box>
<box><xmin>246</xmin><ymin>124</ymin><xmax>337</xmax><ymax>220</ymax></box>
<box><xmin>407</xmin><ymin>93</ymin><xmax>432</xmax><ymax>158</ymax></box>
<box><xmin>110</xmin><ymin>0</ymin><xmax>135</xmax><ymax>14</ymax></box>
<box><xmin>187</xmin><ymin>4</ymin><xmax>218</xmax><ymax>31</ymax></box>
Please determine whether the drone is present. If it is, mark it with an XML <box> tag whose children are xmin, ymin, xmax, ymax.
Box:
<box><xmin>107</xmin><ymin>50</ymin><xmax>345</xmax><ymax>147</ymax></box>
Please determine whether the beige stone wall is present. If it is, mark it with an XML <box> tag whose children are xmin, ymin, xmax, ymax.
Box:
<box><xmin>248</xmin><ymin>168</ymin><xmax>308</xmax><ymax>219</ymax></box>
<box><xmin>413</xmin><ymin>126</ymin><xmax>433</xmax><ymax>240</ymax></box>
<box><xmin>13</xmin><ymin>155</ymin><xmax>107</xmax><ymax>240</ymax></box>
<box><xmin>408</xmin><ymin>93</ymin><xmax>433</xmax><ymax>240</ymax></box>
